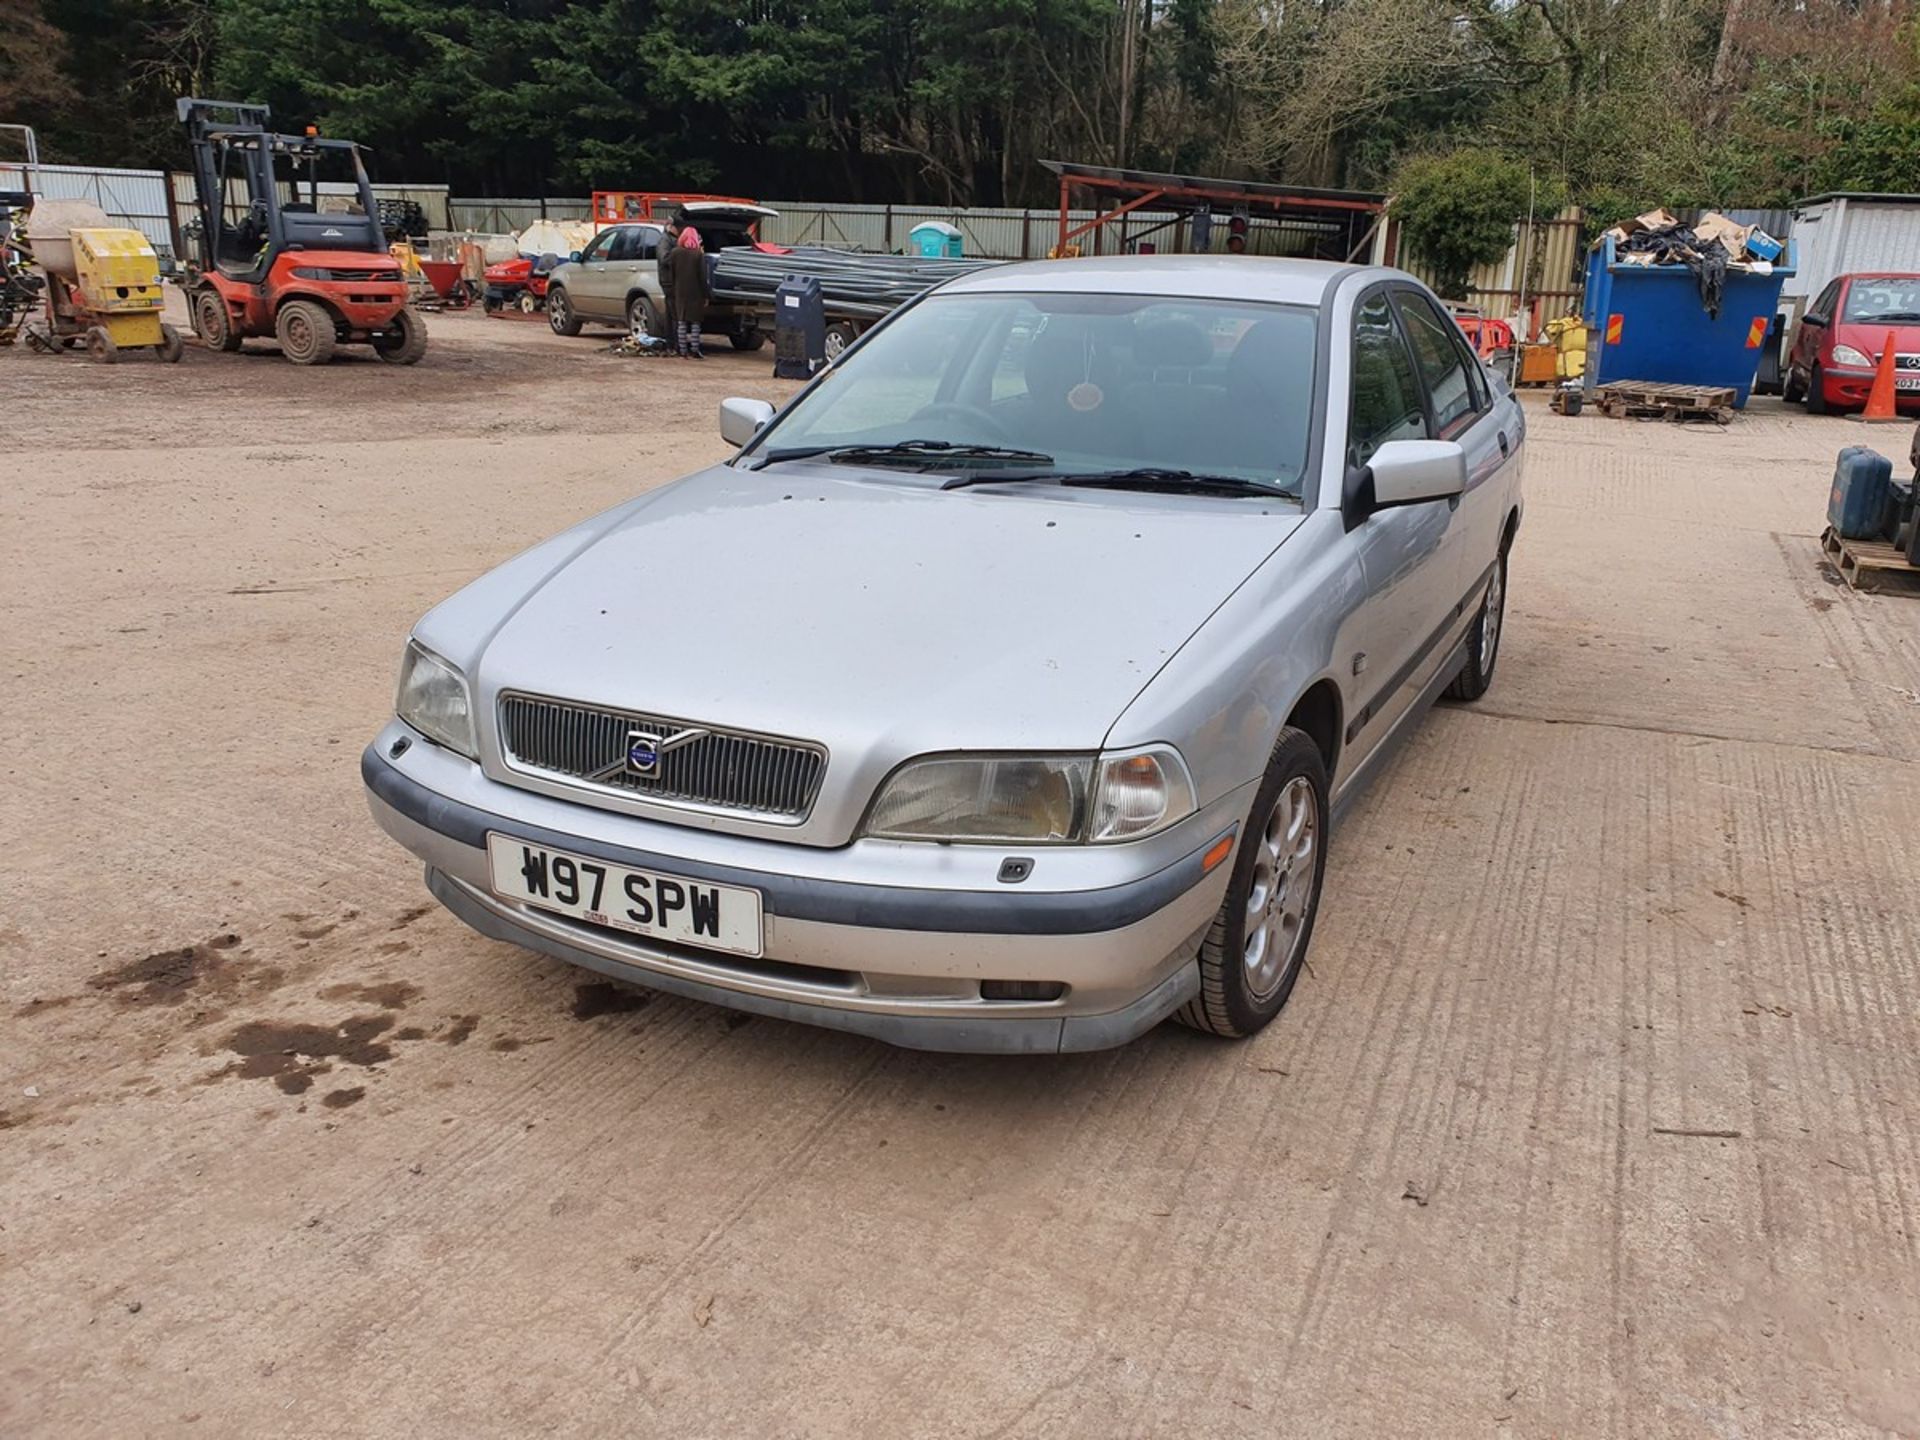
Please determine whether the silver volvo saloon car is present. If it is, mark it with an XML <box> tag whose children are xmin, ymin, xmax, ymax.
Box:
<box><xmin>363</xmin><ymin>255</ymin><xmax>1525</xmax><ymax>1053</ymax></box>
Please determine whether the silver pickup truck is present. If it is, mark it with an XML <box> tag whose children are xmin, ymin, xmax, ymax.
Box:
<box><xmin>544</xmin><ymin>202</ymin><xmax>777</xmax><ymax>348</ymax></box>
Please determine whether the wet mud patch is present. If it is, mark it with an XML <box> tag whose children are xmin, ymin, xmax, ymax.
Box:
<box><xmin>572</xmin><ymin>981</ymin><xmax>651</xmax><ymax>1021</ymax></box>
<box><xmin>318</xmin><ymin>980</ymin><xmax>422</xmax><ymax>1010</ymax></box>
<box><xmin>442</xmin><ymin>1015</ymin><xmax>479</xmax><ymax>1046</ymax></box>
<box><xmin>391</xmin><ymin>905</ymin><xmax>434</xmax><ymax>931</ymax></box>
<box><xmin>320</xmin><ymin>1086</ymin><xmax>366</xmax><ymax>1110</ymax></box>
<box><xmin>85</xmin><ymin>933</ymin><xmax>272</xmax><ymax>1010</ymax></box>
<box><xmin>211</xmin><ymin>1014</ymin><xmax>396</xmax><ymax>1095</ymax></box>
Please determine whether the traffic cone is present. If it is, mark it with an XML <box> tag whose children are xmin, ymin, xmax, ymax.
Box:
<box><xmin>1851</xmin><ymin>329</ymin><xmax>1904</xmax><ymax>423</ymax></box>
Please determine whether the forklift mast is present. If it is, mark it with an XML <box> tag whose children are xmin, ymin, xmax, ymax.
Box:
<box><xmin>176</xmin><ymin>96</ymin><xmax>384</xmax><ymax>275</ymax></box>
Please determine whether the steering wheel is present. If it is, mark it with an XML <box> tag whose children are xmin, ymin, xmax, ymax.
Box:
<box><xmin>908</xmin><ymin>402</ymin><xmax>1014</xmax><ymax>444</ymax></box>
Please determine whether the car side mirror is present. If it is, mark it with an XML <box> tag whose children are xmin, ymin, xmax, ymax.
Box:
<box><xmin>1803</xmin><ymin>313</ymin><xmax>1827</xmax><ymax>328</ymax></box>
<box><xmin>720</xmin><ymin>396</ymin><xmax>776</xmax><ymax>448</ymax></box>
<box><xmin>1345</xmin><ymin>439</ymin><xmax>1466</xmax><ymax>529</ymax></box>
<box><xmin>568</xmin><ymin>250</ymin><xmax>582</xmax><ymax>264</ymax></box>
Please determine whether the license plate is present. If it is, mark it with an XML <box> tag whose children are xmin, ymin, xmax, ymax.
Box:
<box><xmin>1898</xmin><ymin>377</ymin><xmax>1920</xmax><ymax>392</ymax></box>
<box><xmin>486</xmin><ymin>834</ymin><xmax>763</xmax><ymax>957</ymax></box>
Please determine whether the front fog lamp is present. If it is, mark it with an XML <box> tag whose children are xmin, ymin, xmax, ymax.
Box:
<box><xmin>1090</xmin><ymin>747</ymin><xmax>1196</xmax><ymax>842</ymax></box>
<box><xmin>864</xmin><ymin>755</ymin><xmax>1091</xmax><ymax>843</ymax></box>
<box><xmin>395</xmin><ymin>643</ymin><xmax>477</xmax><ymax>759</ymax></box>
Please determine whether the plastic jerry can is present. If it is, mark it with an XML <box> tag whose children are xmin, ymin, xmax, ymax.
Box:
<box><xmin>1829</xmin><ymin>447</ymin><xmax>1894</xmax><ymax>540</ymax></box>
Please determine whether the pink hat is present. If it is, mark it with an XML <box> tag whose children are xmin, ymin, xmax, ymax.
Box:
<box><xmin>678</xmin><ymin>226</ymin><xmax>703</xmax><ymax>250</ymax></box>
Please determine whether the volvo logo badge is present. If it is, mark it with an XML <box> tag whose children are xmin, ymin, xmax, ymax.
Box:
<box><xmin>626</xmin><ymin>731</ymin><xmax>662</xmax><ymax>776</ymax></box>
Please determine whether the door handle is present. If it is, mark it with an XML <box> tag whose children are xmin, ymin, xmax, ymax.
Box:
<box><xmin>1498</xmin><ymin>431</ymin><xmax>1510</xmax><ymax>456</ymax></box>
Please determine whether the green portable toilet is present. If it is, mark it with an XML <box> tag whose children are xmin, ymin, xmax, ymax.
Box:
<box><xmin>909</xmin><ymin>221</ymin><xmax>963</xmax><ymax>258</ymax></box>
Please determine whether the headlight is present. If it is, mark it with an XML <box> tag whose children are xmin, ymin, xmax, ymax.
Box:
<box><xmin>862</xmin><ymin>746</ymin><xmax>1196</xmax><ymax>844</ymax></box>
<box><xmin>396</xmin><ymin>642</ymin><xmax>477</xmax><ymax>759</ymax></box>
<box><xmin>1089</xmin><ymin>747</ymin><xmax>1198</xmax><ymax>842</ymax></box>
<box><xmin>1831</xmin><ymin>343</ymin><xmax>1874</xmax><ymax>369</ymax></box>
<box><xmin>291</xmin><ymin>266</ymin><xmax>331</xmax><ymax>281</ymax></box>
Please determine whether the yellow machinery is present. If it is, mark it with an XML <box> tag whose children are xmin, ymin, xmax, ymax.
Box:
<box><xmin>1545</xmin><ymin>315</ymin><xmax>1588</xmax><ymax>381</ymax></box>
<box><xmin>21</xmin><ymin>200</ymin><xmax>182</xmax><ymax>363</ymax></box>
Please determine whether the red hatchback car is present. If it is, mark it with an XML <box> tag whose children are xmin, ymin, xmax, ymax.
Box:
<box><xmin>1785</xmin><ymin>273</ymin><xmax>1920</xmax><ymax>414</ymax></box>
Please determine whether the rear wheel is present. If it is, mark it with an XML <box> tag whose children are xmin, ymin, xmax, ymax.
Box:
<box><xmin>1176</xmin><ymin>729</ymin><xmax>1328</xmax><ymax>1039</ymax></box>
<box><xmin>824</xmin><ymin>322</ymin><xmax>858</xmax><ymax>363</ymax></box>
<box><xmin>193</xmin><ymin>288</ymin><xmax>243</xmax><ymax>352</ymax></box>
<box><xmin>85</xmin><ymin>326</ymin><xmax>118</xmax><ymax>364</ymax></box>
<box><xmin>276</xmin><ymin>299</ymin><xmax>337</xmax><ymax>366</ymax></box>
<box><xmin>626</xmin><ymin>293</ymin><xmax>660</xmax><ymax>338</ymax></box>
<box><xmin>547</xmin><ymin>286</ymin><xmax>582</xmax><ymax>336</ymax></box>
<box><xmin>157</xmin><ymin>323</ymin><xmax>183</xmax><ymax>363</ymax></box>
<box><xmin>373</xmin><ymin>308</ymin><xmax>428</xmax><ymax>365</ymax></box>
<box><xmin>1806</xmin><ymin>362</ymin><xmax>1830</xmax><ymax>415</ymax></box>
<box><xmin>730</xmin><ymin>325</ymin><xmax>767</xmax><ymax>352</ymax></box>
<box><xmin>517</xmin><ymin>289</ymin><xmax>539</xmax><ymax>314</ymax></box>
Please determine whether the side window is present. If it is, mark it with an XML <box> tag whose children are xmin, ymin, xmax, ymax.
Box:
<box><xmin>1349</xmin><ymin>291</ymin><xmax>1427</xmax><ymax>465</ymax></box>
<box><xmin>1397</xmin><ymin>292</ymin><xmax>1477</xmax><ymax>436</ymax></box>
<box><xmin>605</xmin><ymin>228</ymin><xmax>639</xmax><ymax>262</ymax></box>
<box><xmin>1811</xmin><ymin>280</ymin><xmax>1841</xmax><ymax>322</ymax></box>
<box><xmin>632</xmin><ymin>227</ymin><xmax>660</xmax><ymax>262</ymax></box>
<box><xmin>579</xmin><ymin>229</ymin><xmax>616</xmax><ymax>264</ymax></box>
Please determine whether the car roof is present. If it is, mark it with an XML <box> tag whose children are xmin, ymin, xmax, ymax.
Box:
<box><xmin>940</xmin><ymin>254</ymin><xmax>1367</xmax><ymax>305</ymax></box>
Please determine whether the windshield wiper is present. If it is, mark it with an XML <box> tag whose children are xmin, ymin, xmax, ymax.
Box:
<box><xmin>1865</xmin><ymin>311</ymin><xmax>1920</xmax><ymax>322</ymax></box>
<box><xmin>750</xmin><ymin>439</ymin><xmax>1054</xmax><ymax>471</ymax></box>
<box><xmin>941</xmin><ymin>467</ymin><xmax>1290</xmax><ymax>498</ymax></box>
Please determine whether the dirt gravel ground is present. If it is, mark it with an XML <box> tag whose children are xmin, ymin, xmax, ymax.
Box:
<box><xmin>5</xmin><ymin>302</ymin><xmax>1920</xmax><ymax>1437</ymax></box>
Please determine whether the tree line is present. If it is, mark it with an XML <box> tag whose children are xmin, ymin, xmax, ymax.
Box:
<box><xmin>7</xmin><ymin>0</ymin><xmax>1920</xmax><ymax>215</ymax></box>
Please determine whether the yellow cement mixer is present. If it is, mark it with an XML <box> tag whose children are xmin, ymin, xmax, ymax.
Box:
<box><xmin>22</xmin><ymin>199</ymin><xmax>182</xmax><ymax>363</ymax></box>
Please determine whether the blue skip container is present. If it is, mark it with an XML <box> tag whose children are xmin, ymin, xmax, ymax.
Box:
<box><xmin>1829</xmin><ymin>447</ymin><xmax>1893</xmax><ymax>540</ymax></box>
<box><xmin>1582</xmin><ymin>236</ymin><xmax>1796</xmax><ymax>407</ymax></box>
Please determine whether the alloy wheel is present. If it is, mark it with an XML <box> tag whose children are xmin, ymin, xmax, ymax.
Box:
<box><xmin>1243</xmin><ymin>775</ymin><xmax>1318</xmax><ymax>1000</ymax></box>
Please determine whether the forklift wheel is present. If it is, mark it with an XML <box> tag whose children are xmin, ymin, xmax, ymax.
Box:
<box><xmin>373</xmin><ymin>308</ymin><xmax>428</xmax><ymax>365</ymax></box>
<box><xmin>193</xmin><ymin>289</ymin><xmax>243</xmax><ymax>353</ymax></box>
<box><xmin>86</xmin><ymin>326</ymin><xmax>118</xmax><ymax>364</ymax></box>
<box><xmin>277</xmin><ymin>299</ymin><xmax>337</xmax><ymax>366</ymax></box>
<box><xmin>158</xmin><ymin>323</ymin><xmax>184</xmax><ymax>364</ymax></box>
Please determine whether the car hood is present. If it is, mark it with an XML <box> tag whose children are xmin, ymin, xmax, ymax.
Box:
<box><xmin>465</xmin><ymin>464</ymin><xmax>1300</xmax><ymax>830</ymax></box>
<box><xmin>1833</xmin><ymin>319</ymin><xmax>1920</xmax><ymax>357</ymax></box>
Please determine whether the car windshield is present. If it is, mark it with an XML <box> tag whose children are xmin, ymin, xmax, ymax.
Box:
<box><xmin>749</xmin><ymin>291</ymin><xmax>1319</xmax><ymax>494</ymax></box>
<box><xmin>1844</xmin><ymin>278</ymin><xmax>1920</xmax><ymax>322</ymax></box>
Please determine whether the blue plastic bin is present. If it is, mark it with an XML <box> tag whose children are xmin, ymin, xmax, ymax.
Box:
<box><xmin>1829</xmin><ymin>447</ymin><xmax>1893</xmax><ymax>540</ymax></box>
<box><xmin>1582</xmin><ymin>235</ymin><xmax>1796</xmax><ymax>407</ymax></box>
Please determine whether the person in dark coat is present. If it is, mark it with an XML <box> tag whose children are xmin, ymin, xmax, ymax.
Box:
<box><xmin>663</xmin><ymin>225</ymin><xmax>711</xmax><ymax>358</ymax></box>
<box><xmin>658</xmin><ymin>219</ymin><xmax>681</xmax><ymax>343</ymax></box>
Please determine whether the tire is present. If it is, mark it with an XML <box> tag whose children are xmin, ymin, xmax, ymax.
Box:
<box><xmin>824</xmin><ymin>322</ymin><xmax>858</xmax><ymax>362</ymax></box>
<box><xmin>626</xmin><ymin>293</ymin><xmax>660</xmax><ymax>338</ymax></box>
<box><xmin>276</xmin><ymin>298</ymin><xmax>337</xmax><ymax>366</ymax></box>
<box><xmin>1446</xmin><ymin>544</ymin><xmax>1508</xmax><ymax>702</ymax></box>
<box><xmin>1176</xmin><ymin>729</ymin><xmax>1329</xmax><ymax>1039</ymax></box>
<box><xmin>729</xmin><ymin>326</ymin><xmax>767</xmax><ymax>352</ymax></box>
<box><xmin>86</xmin><ymin>326</ymin><xmax>118</xmax><ymax>364</ymax></box>
<box><xmin>193</xmin><ymin>288</ymin><xmax>243</xmax><ymax>352</ymax></box>
<box><xmin>158</xmin><ymin>323</ymin><xmax>183</xmax><ymax>363</ymax></box>
<box><xmin>547</xmin><ymin>286</ymin><xmax>582</xmax><ymax>337</ymax></box>
<box><xmin>373</xmin><ymin>307</ymin><xmax>428</xmax><ymax>365</ymax></box>
<box><xmin>1806</xmin><ymin>363</ymin><xmax>1829</xmax><ymax>415</ymax></box>
<box><xmin>517</xmin><ymin>290</ymin><xmax>539</xmax><ymax>314</ymax></box>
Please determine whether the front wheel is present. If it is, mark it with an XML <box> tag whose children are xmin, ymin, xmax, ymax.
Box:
<box><xmin>373</xmin><ymin>308</ymin><xmax>428</xmax><ymax>365</ymax></box>
<box><xmin>86</xmin><ymin>326</ymin><xmax>118</xmax><ymax>364</ymax></box>
<box><xmin>730</xmin><ymin>325</ymin><xmax>767</xmax><ymax>352</ymax></box>
<box><xmin>547</xmin><ymin>286</ymin><xmax>582</xmax><ymax>337</ymax></box>
<box><xmin>1806</xmin><ymin>363</ymin><xmax>1830</xmax><ymax>415</ymax></box>
<box><xmin>193</xmin><ymin>289</ymin><xmax>243</xmax><ymax>352</ymax></box>
<box><xmin>276</xmin><ymin>298</ymin><xmax>337</xmax><ymax>365</ymax></box>
<box><xmin>1176</xmin><ymin>729</ymin><xmax>1329</xmax><ymax>1039</ymax></box>
<box><xmin>1447</xmin><ymin>548</ymin><xmax>1508</xmax><ymax>701</ymax></box>
<box><xmin>824</xmin><ymin>321</ymin><xmax>858</xmax><ymax>363</ymax></box>
<box><xmin>158</xmin><ymin>323</ymin><xmax>183</xmax><ymax>363</ymax></box>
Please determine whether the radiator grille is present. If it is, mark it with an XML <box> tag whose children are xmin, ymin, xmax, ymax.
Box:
<box><xmin>498</xmin><ymin>693</ymin><xmax>825</xmax><ymax>821</ymax></box>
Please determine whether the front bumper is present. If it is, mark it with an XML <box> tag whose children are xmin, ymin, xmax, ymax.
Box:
<box><xmin>1819</xmin><ymin>364</ymin><xmax>1920</xmax><ymax>410</ymax></box>
<box><xmin>361</xmin><ymin>725</ymin><xmax>1245</xmax><ymax>1053</ymax></box>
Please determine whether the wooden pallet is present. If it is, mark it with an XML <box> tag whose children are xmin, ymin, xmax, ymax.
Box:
<box><xmin>1595</xmin><ymin>380</ymin><xmax>1737</xmax><ymax>424</ymax></box>
<box><xmin>1821</xmin><ymin>526</ymin><xmax>1920</xmax><ymax>596</ymax></box>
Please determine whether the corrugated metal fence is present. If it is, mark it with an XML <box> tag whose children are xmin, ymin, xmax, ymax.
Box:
<box><xmin>447</xmin><ymin>197</ymin><xmax>591</xmax><ymax>232</ymax></box>
<box><xmin>1399</xmin><ymin>206</ymin><xmax>1589</xmax><ymax>318</ymax></box>
<box><xmin>1</xmin><ymin>162</ymin><xmax>174</xmax><ymax>259</ymax></box>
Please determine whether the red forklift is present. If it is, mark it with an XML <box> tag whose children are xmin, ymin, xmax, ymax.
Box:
<box><xmin>177</xmin><ymin>97</ymin><xmax>426</xmax><ymax>365</ymax></box>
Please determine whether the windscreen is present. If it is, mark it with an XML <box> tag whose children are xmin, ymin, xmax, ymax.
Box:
<box><xmin>1844</xmin><ymin>278</ymin><xmax>1920</xmax><ymax>323</ymax></box>
<box><xmin>757</xmin><ymin>292</ymin><xmax>1319</xmax><ymax>492</ymax></box>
